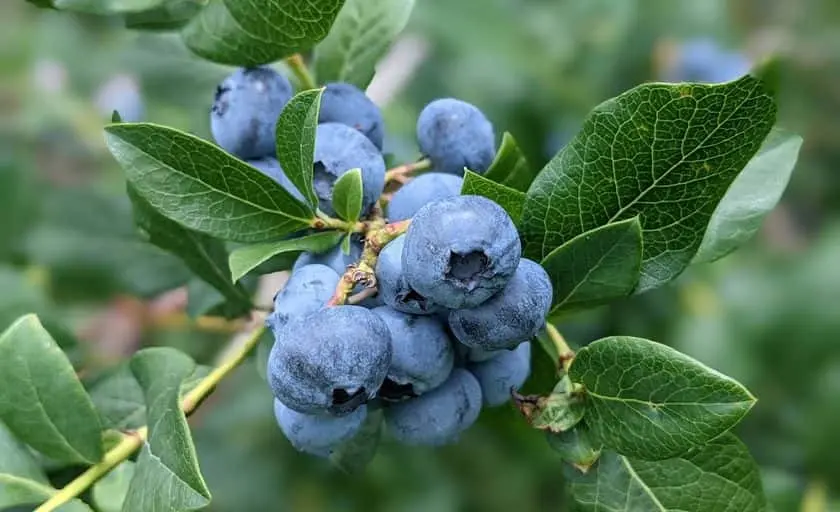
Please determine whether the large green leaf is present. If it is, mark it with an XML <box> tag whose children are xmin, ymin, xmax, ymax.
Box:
<box><xmin>567</xmin><ymin>434</ymin><xmax>767</xmax><ymax>512</ymax></box>
<box><xmin>104</xmin><ymin>123</ymin><xmax>314</xmax><ymax>243</ymax></box>
<box><xmin>0</xmin><ymin>420</ymin><xmax>52</xmax><ymax>510</ymax></box>
<box><xmin>460</xmin><ymin>171</ymin><xmax>525</xmax><ymax>225</ymax></box>
<box><xmin>313</xmin><ymin>0</ymin><xmax>415</xmax><ymax>88</ymax></box>
<box><xmin>229</xmin><ymin>231</ymin><xmax>343</xmax><ymax>282</ymax></box>
<box><xmin>331</xmin><ymin>168</ymin><xmax>364</xmax><ymax>222</ymax></box>
<box><xmin>694</xmin><ymin>128</ymin><xmax>802</xmax><ymax>263</ymax></box>
<box><xmin>0</xmin><ymin>315</ymin><xmax>103</xmax><ymax>464</ymax></box>
<box><xmin>53</xmin><ymin>0</ymin><xmax>164</xmax><ymax>15</ymax></box>
<box><xmin>568</xmin><ymin>336</ymin><xmax>755</xmax><ymax>460</ymax></box>
<box><xmin>124</xmin><ymin>0</ymin><xmax>203</xmax><ymax>30</ymax></box>
<box><xmin>181</xmin><ymin>0</ymin><xmax>345</xmax><ymax>67</ymax></box>
<box><xmin>122</xmin><ymin>348</ymin><xmax>211</xmax><ymax>511</ymax></box>
<box><xmin>483</xmin><ymin>132</ymin><xmax>537</xmax><ymax>192</ymax></box>
<box><xmin>128</xmin><ymin>185</ymin><xmax>252</xmax><ymax>312</ymax></box>
<box><xmin>92</xmin><ymin>461</ymin><xmax>134</xmax><ymax>512</ymax></box>
<box><xmin>541</xmin><ymin>218</ymin><xmax>642</xmax><ymax>314</ymax></box>
<box><xmin>521</xmin><ymin>74</ymin><xmax>775</xmax><ymax>292</ymax></box>
<box><xmin>275</xmin><ymin>88</ymin><xmax>324</xmax><ymax>209</ymax></box>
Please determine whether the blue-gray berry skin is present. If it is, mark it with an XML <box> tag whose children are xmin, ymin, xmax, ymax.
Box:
<box><xmin>274</xmin><ymin>399</ymin><xmax>367</xmax><ymax>458</ymax></box>
<box><xmin>372</xmin><ymin>306</ymin><xmax>454</xmax><ymax>400</ymax></box>
<box><xmin>416</xmin><ymin>98</ymin><xmax>496</xmax><ymax>176</ymax></box>
<box><xmin>468</xmin><ymin>342</ymin><xmax>531</xmax><ymax>407</ymax></box>
<box><xmin>376</xmin><ymin>235</ymin><xmax>440</xmax><ymax>315</ymax></box>
<box><xmin>402</xmin><ymin>195</ymin><xmax>521</xmax><ymax>309</ymax></box>
<box><xmin>449</xmin><ymin>259</ymin><xmax>551</xmax><ymax>350</ymax></box>
<box><xmin>248</xmin><ymin>157</ymin><xmax>305</xmax><ymax>202</ymax></box>
<box><xmin>384</xmin><ymin>368</ymin><xmax>482</xmax><ymax>446</ymax></box>
<box><xmin>313</xmin><ymin>123</ymin><xmax>386</xmax><ymax>216</ymax></box>
<box><xmin>319</xmin><ymin>82</ymin><xmax>385</xmax><ymax>150</ymax></box>
<box><xmin>265</xmin><ymin>264</ymin><xmax>339</xmax><ymax>334</ymax></box>
<box><xmin>210</xmin><ymin>67</ymin><xmax>293</xmax><ymax>159</ymax></box>
<box><xmin>387</xmin><ymin>173</ymin><xmax>463</xmax><ymax>221</ymax></box>
<box><xmin>268</xmin><ymin>305</ymin><xmax>392</xmax><ymax>416</ymax></box>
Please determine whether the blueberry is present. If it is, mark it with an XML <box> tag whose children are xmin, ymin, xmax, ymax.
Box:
<box><xmin>448</xmin><ymin>259</ymin><xmax>551</xmax><ymax>350</ymax></box>
<box><xmin>666</xmin><ymin>39</ymin><xmax>750</xmax><ymax>84</ymax></box>
<box><xmin>416</xmin><ymin>98</ymin><xmax>496</xmax><ymax>176</ymax></box>
<box><xmin>387</xmin><ymin>173</ymin><xmax>463</xmax><ymax>221</ymax></box>
<box><xmin>376</xmin><ymin>235</ymin><xmax>439</xmax><ymax>315</ymax></box>
<box><xmin>210</xmin><ymin>66</ymin><xmax>293</xmax><ymax>159</ymax></box>
<box><xmin>319</xmin><ymin>82</ymin><xmax>385</xmax><ymax>150</ymax></box>
<box><xmin>372</xmin><ymin>306</ymin><xmax>455</xmax><ymax>401</ymax></box>
<box><xmin>384</xmin><ymin>368</ymin><xmax>482</xmax><ymax>446</ymax></box>
<box><xmin>274</xmin><ymin>399</ymin><xmax>367</xmax><ymax>458</ymax></box>
<box><xmin>248</xmin><ymin>157</ymin><xmax>305</xmax><ymax>202</ymax></box>
<box><xmin>468</xmin><ymin>342</ymin><xmax>531</xmax><ymax>406</ymax></box>
<box><xmin>268</xmin><ymin>305</ymin><xmax>392</xmax><ymax>415</ymax></box>
<box><xmin>266</xmin><ymin>264</ymin><xmax>339</xmax><ymax>333</ymax></box>
<box><xmin>313</xmin><ymin>123</ymin><xmax>386</xmax><ymax>216</ymax></box>
<box><xmin>402</xmin><ymin>195</ymin><xmax>521</xmax><ymax>309</ymax></box>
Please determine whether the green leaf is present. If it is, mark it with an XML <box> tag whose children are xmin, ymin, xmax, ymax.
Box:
<box><xmin>546</xmin><ymin>420</ymin><xmax>602</xmax><ymax>473</ymax></box>
<box><xmin>340</xmin><ymin>234</ymin><xmax>352</xmax><ymax>255</ymax></box>
<box><xmin>92</xmin><ymin>461</ymin><xmax>134</xmax><ymax>512</ymax></box>
<box><xmin>483</xmin><ymin>132</ymin><xmax>537</xmax><ymax>192</ymax></box>
<box><xmin>569</xmin><ymin>336</ymin><xmax>756</xmax><ymax>460</ymax></box>
<box><xmin>332</xmin><ymin>168</ymin><xmax>364</xmax><ymax>222</ymax></box>
<box><xmin>313</xmin><ymin>0</ymin><xmax>415</xmax><ymax>88</ymax></box>
<box><xmin>124</xmin><ymin>0</ymin><xmax>203</xmax><ymax>31</ymax></box>
<box><xmin>0</xmin><ymin>420</ymin><xmax>52</xmax><ymax>510</ymax></box>
<box><xmin>694</xmin><ymin>128</ymin><xmax>802</xmax><ymax>264</ymax></box>
<box><xmin>520</xmin><ymin>75</ymin><xmax>776</xmax><ymax>292</ymax></box>
<box><xmin>275</xmin><ymin>88</ymin><xmax>324</xmax><ymax>208</ymax></box>
<box><xmin>104</xmin><ymin>123</ymin><xmax>314</xmax><ymax>243</ymax></box>
<box><xmin>128</xmin><ymin>185</ymin><xmax>252</xmax><ymax>312</ymax></box>
<box><xmin>0</xmin><ymin>315</ymin><xmax>103</xmax><ymax>464</ymax></box>
<box><xmin>460</xmin><ymin>170</ymin><xmax>525</xmax><ymax>225</ymax></box>
<box><xmin>567</xmin><ymin>434</ymin><xmax>768</xmax><ymax>512</ymax></box>
<box><xmin>330</xmin><ymin>409</ymin><xmax>383</xmax><ymax>473</ymax></box>
<box><xmin>181</xmin><ymin>0</ymin><xmax>345</xmax><ymax>67</ymax></box>
<box><xmin>122</xmin><ymin>348</ymin><xmax>211</xmax><ymax>511</ymax></box>
<box><xmin>53</xmin><ymin>0</ymin><xmax>164</xmax><ymax>15</ymax></box>
<box><xmin>541</xmin><ymin>218</ymin><xmax>642</xmax><ymax>313</ymax></box>
<box><xmin>514</xmin><ymin>376</ymin><xmax>585</xmax><ymax>433</ymax></box>
<box><xmin>228</xmin><ymin>231</ymin><xmax>343</xmax><ymax>282</ymax></box>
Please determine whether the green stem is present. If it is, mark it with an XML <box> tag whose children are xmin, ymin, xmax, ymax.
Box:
<box><xmin>35</xmin><ymin>324</ymin><xmax>268</xmax><ymax>512</ymax></box>
<box><xmin>310</xmin><ymin>212</ymin><xmax>365</xmax><ymax>233</ymax></box>
<box><xmin>384</xmin><ymin>158</ymin><xmax>432</xmax><ymax>183</ymax></box>
<box><xmin>285</xmin><ymin>54</ymin><xmax>317</xmax><ymax>90</ymax></box>
<box><xmin>545</xmin><ymin>323</ymin><xmax>575</xmax><ymax>373</ymax></box>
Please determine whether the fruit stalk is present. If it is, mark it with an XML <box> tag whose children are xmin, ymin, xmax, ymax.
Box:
<box><xmin>384</xmin><ymin>158</ymin><xmax>432</xmax><ymax>184</ymax></box>
<box><xmin>285</xmin><ymin>54</ymin><xmax>317</xmax><ymax>90</ymax></box>
<box><xmin>545</xmin><ymin>323</ymin><xmax>575</xmax><ymax>372</ymax></box>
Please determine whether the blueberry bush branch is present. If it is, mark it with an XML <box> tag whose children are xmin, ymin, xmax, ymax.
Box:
<box><xmin>545</xmin><ymin>322</ymin><xmax>575</xmax><ymax>373</ymax></box>
<box><xmin>384</xmin><ymin>158</ymin><xmax>432</xmax><ymax>184</ymax></box>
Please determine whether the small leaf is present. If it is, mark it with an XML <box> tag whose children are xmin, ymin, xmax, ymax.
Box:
<box><xmin>124</xmin><ymin>0</ymin><xmax>203</xmax><ymax>31</ymax></box>
<box><xmin>514</xmin><ymin>376</ymin><xmax>584</xmax><ymax>432</ymax></box>
<box><xmin>181</xmin><ymin>0</ymin><xmax>345</xmax><ymax>67</ymax></box>
<box><xmin>521</xmin><ymin>74</ymin><xmax>776</xmax><ymax>292</ymax></box>
<box><xmin>122</xmin><ymin>348</ymin><xmax>211</xmax><ymax>511</ymax></box>
<box><xmin>128</xmin><ymin>185</ymin><xmax>252</xmax><ymax>312</ymax></box>
<box><xmin>569</xmin><ymin>336</ymin><xmax>756</xmax><ymax>460</ymax></box>
<box><xmin>460</xmin><ymin>170</ymin><xmax>525</xmax><ymax>225</ymax></box>
<box><xmin>567</xmin><ymin>434</ymin><xmax>768</xmax><ymax>512</ymax></box>
<box><xmin>483</xmin><ymin>132</ymin><xmax>537</xmax><ymax>192</ymax></box>
<box><xmin>541</xmin><ymin>218</ymin><xmax>642</xmax><ymax>313</ymax></box>
<box><xmin>546</xmin><ymin>420</ymin><xmax>602</xmax><ymax>473</ymax></box>
<box><xmin>313</xmin><ymin>0</ymin><xmax>415</xmax><ymax>88</ymax></box>
<box><xmin>275</xmin><ymin>88</ymin><xmax>324</xmax><ymax>208</ymax></box>
<box><xmin>111</xmin><ymin>110</ymin><xmax>122</xmax><ymax>123</ymax></box>
<box><xmin>228</xmin><ymin>231</ymin><xmax>343</xmax><ymax>282</ymax></box>
<box><xmin>104</xmin><ymin>123</ymin><xmax>314</xmax><ymax>243</ymax></box>
<box><xmin>92</xmin><ymin>461</ymin><xmax>134</xmax><ymax>512</ymax></box>
<box><xmin>330</xmin><ymin>408</ymin><xmax>383</xmax><ymax>473</ymax></box>
<box><xmin>332</xmin><ymin>168</ymin><xmax>364</xmax><ymax>222</ymax></box>
<box><xmin>53</xmin><ymin>0</ymin><xmax>164</xmax><ymax>15</ymax></box>
<box><xmin>0</xmin><ymin>315</ymin><xmax>103</xmax><ymax>464</ymax></box>
<box><xmin>694</xmin><ymin>128</ymin><xmax>802</xmax><ymax>263</ymax></box>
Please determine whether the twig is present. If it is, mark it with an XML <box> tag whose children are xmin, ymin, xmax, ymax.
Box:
<box><xmin>384</xmin><ymin>158</ymin><xmax>432</xmax><ymax>184</ymax></box>
<box><xmin>347</xmin><ymin>287</ymin><xmax>378</xmax><ymax>305</ymax></box>
<box><xmin>285</xmin><ymin>54</ymin><xmax>317</xmax><ymax>91</ymax></box>
<box><xmin>545</xmin><ymin>323</ymin><xmax>575</xmax><ymax>373</ymax></box>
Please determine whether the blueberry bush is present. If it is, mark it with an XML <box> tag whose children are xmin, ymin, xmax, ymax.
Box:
<box><xmin>0</xmin><ymin>0</ymin><xmax>808</xmax><ymax>511</ymax></box>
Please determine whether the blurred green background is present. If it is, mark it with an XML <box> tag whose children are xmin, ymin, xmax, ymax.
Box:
<box><xmin>2</xmin><ymin>0</ymin><xmax>840</xmax><ymax>510</ymax></box>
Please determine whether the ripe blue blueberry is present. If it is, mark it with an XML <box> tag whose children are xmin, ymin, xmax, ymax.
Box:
<box><xmin>266</xmin><ymin>264</ymin><xmax>339</xmax><ymax>333</ymax></box>
<box><xmin>402</xmin><ymin>195</ymin><xmax>521</xmax><ymax>309</ymax></box>
<box><xmin>448</xmin><ymin>258</ymin><xmax>552</xmax><ymax>350</ymax></box>
<box><xmin>386</xmin><ymin>172</ymin><xmax>463</xmax><ymax>221</ymax></box>
<box><xmin>248</xmin><ymin>157</ymin><xmax>305</xmax><ymax>203</ymax></box>
<box><xmin>319</xmin><ymin>82</ymin><xmax>385</xmax><ymax>150</ymax></box>
<box><xmin>268</xmin><ymin>305</ymin><xmax>392</xmax><ymax>416</ymax></box>
<box><xmin>384</xmin><ymin>368</ymin><xmax>482</xmax><ymax>446</ymax></box>
<box><xmin>274</xmin><ymin>399</ymin><xmax>367</xmax><ymax>458</ymax></box>
<box><xmin>313</xmin><ymin>123</ymin><xmax>386</xmax><ymax>216</ymax></box>
<box><xmin>210</xmin><ymin>66</ymin><xmax>292</xmax><ymax>159</ymax></box>
<box><xmin>416</xmin><ymin>98</ymin><xmax>496</xmax><ymax>176</ymax></box>
<box><xmin>372</xmin><ymin>306</ymin><xmax>455</xmax><ymax>401</ymax></box>
<box><xmin>468</xmin><ymin>342</ymin><xmax>531</xmax><ymax>407</ymax></box>
<box><xmin>375</xmin><ymin>235</ymin><xmax>439</xmax><ymax>315</ymax></box>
